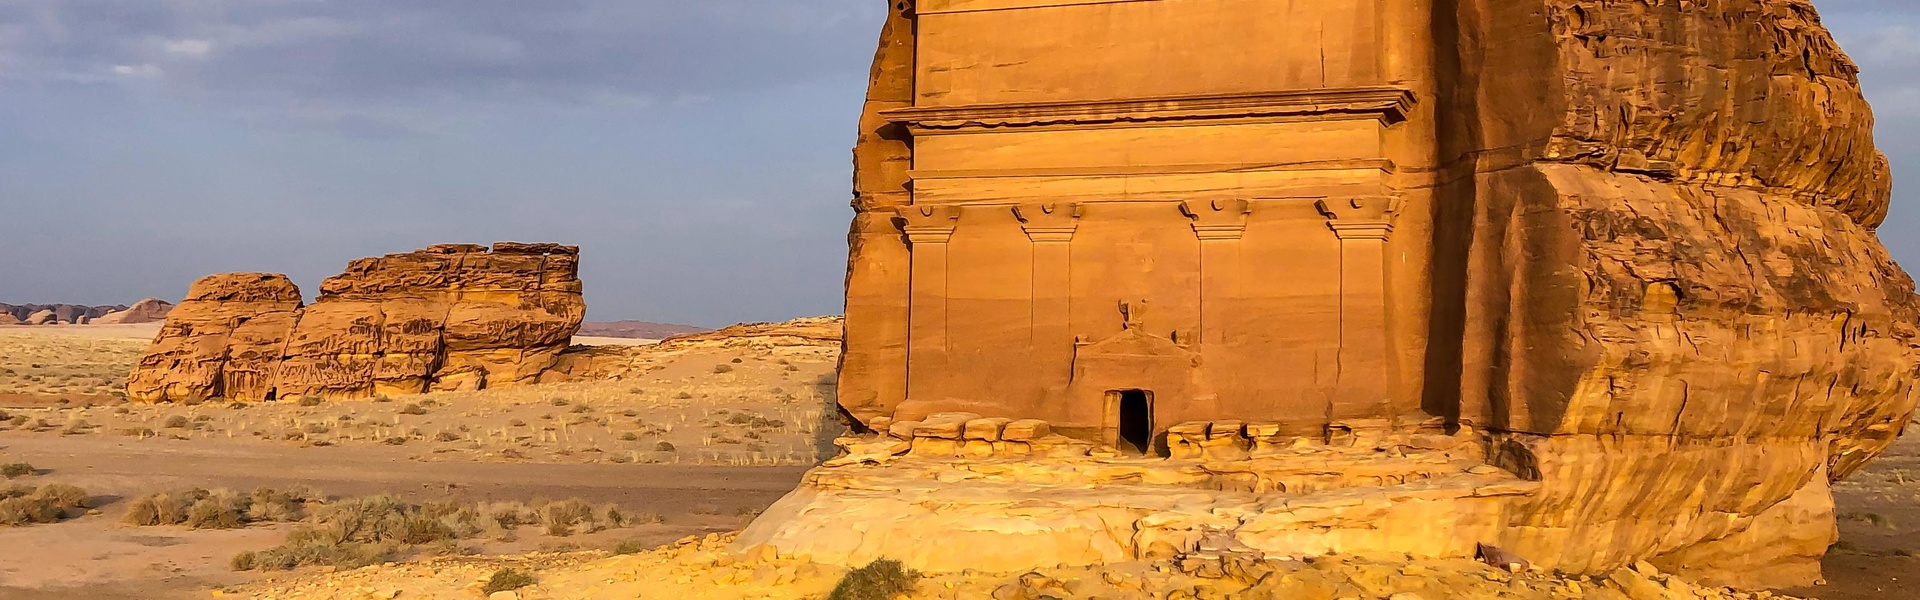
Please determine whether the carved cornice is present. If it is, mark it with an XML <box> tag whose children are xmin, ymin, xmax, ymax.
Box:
<box><xmin>882</xmin><ymin>87</ymin><xmax>1415</xmax><ymax>132</ymax></box>
<box><xmin>1316</xmin><ymin>197</ymin><xmax>1401</xmax><ymax>241</ymax></box>
<box><xmin>1180</xmin><ymin>199</ymin><xmax>1252</xmax><ymax>241</ymax></box>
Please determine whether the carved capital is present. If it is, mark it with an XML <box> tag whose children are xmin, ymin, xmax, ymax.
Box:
<box><xmin>1180</xmin><ymin>199</ymin><xmax>1251</xmax><ymax>241</ymax></box>
<box><xmin>898</xmin><ymin>205</ymin><xmax>961</xmax><ymax>245</ymax></box>
<box><xmin>1316</xmin><ymin>196</ymin><xmax>1400</xmax><ymax>241</ymax></box>
<box><xmin>1014</xmin><ymin>202</ymin><xmax>1082</xmax><ymax>243</ymax></box>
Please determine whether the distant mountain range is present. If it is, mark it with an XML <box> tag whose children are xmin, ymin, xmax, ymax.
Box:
<box><xmin>577</xmin><ymin>320</ymin><xmax>710</xmax><ymax>340</ymax></box>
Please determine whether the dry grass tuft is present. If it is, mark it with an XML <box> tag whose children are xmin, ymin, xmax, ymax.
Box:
<box><xmin>0</xmin><ymin>483</ymin><xmax>91</xmax><ymax>526</ymax></box>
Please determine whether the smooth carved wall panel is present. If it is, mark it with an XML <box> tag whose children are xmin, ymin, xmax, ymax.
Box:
<box><xmin>916</xmin><ymin>0</ymin><xmax>1384</xmax><ymax>106</ymax></box>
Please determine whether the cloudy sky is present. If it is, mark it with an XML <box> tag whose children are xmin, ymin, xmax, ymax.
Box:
<box><xmin>0</xmin><ymin>1</ymin><xmax>1917</xmax><ymax>327</ymax></box>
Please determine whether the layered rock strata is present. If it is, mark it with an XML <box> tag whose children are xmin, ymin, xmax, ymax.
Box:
<box><xmin>766</xmin><ymin>0</ymin><xmax>1916</xmax><ymax>590</ymax></box>
<box><xmin>126</xmin><ymin>243</ymin><xmax>585</xmax><ymax>402</ymax></box>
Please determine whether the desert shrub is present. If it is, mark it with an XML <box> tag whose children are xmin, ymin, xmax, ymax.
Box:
<box><xmin>124</xmin><ymin>487</ymin><xmax>315</xmax><ymax>528</ymax></box>
<box><xmin>674</xmin><ymin>391</ymin><xmax>694</xmax><ymax>400</ymax></box>
<box><xmin>828</xmin><ymin>559</ymin><xmax>918</xmax><ymax>600</ymax></box>
<box><xmin>508</xmin><ymin>419</ymin><xmax>527</xmax><ymax>427</ymax></box>
<box><xmin>712</xmin><ymin>364</ymin><xmax>734</xmax><ymax>374</ymax></box>
<box><xmin>382</xmin><ymin>437</ymin><xmax>408</xmax><ymax>445</ymax></box>
<box><xmin>186</xmin><ymin>498</ymin><xmax>245</xmax><ymax>529</ymax></box>
<box><xmin>297</xmin><ymin>395</ymin><xmax>323</xmax><ymax>407</ymax></box>
<box><xmin>654</xmin><ymin>441</ymin><xmax>676</xmax><ymax>452</ymax></box>
<box><xmin>731</xmin><ymin>357</ymin><xmax>744</xmax><ymax>364</ymax></box>
<box><xmin>399</xmin><ymin>403</ymin><xmax>428</xmax><ymax>415</ymax></box>
<box><xmin>0</xmin><ymin>484</ymin><xmax>90</xmax><ymax>526</ymax></box>
<box><xmin>1</xmin><ymin>463</ymin><xmax>36</xmax><ymax>479</ymax></box>
<box><xmin>570</xmin><ymin>404</ymin><xmax>591</xmax><ymax>414</ymax></box>
<box><xmin>163</xmin><ymin>415</ymin><xmax>190</xmax><ymax>429</ymax></box>
<box><xmin>482</xmin><ymin>569</ymin><xmax>536</xmax><ymax>595</ymax></box>
<box><xmin>541</xmin><ymin>499</ymin><xmax>597</xmax><ymax>537</ymax></box>
<box><xmin>434</xmin><ymin>431</ymin><xmax>461</xmax><ymax>442</ymax></box>
<box><xmin>727</xmin><ymin>413</ymin><xmax>755</xmax><ymax>425</ymax></box>
<box><xmin>612</xmin><ymin>539</ymin><xmax>652</xmax><ymax>555</ymax></box>
<box><xmin>231</xmin><ymin>536</ymin><xmax>388</xmax><ymax>572</ymax></box>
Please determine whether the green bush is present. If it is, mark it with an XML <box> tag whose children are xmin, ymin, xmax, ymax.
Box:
<box><xmin>1</xmin><ymin>463</ymin><xmax>36</xmax><ymax>479</ymax></box>
<box><xmin>481</xmin><ymin>569</ymin><xmax>536</xmax><ymax>595</ymax></box>
<box><xmin>828</xmin><ymin>559</ymin><xmax>918</xmax><ymax>600</ymax></box>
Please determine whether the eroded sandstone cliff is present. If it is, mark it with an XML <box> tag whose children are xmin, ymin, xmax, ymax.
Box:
<box><xmin>126</xmin><ymin>243</ymin><xmax>585</xmax><ymax>402</ymax></box>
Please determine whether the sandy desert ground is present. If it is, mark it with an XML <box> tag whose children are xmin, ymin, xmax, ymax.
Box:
<box><xmin>2</xmin><ymin>323</ymin><xmax>1917</xmax><ymax>599</ymax></box>
<box><xmin>0</xmin><ymin>324</ymin><xmax>836</xmax><ymax>599</ymax></box>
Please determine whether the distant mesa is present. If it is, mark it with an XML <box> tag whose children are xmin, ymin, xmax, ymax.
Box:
<box><xmin>577</xmin><ymin>320</ymin><xmax>709</xmax><ymax>340</ymax></box>
<box><xmin>127</xmin><ymin>242</ymin><xmax>586</xmax><ymax>403</ymax></box>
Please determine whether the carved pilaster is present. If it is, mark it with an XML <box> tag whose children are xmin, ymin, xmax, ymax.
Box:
<box><xmin>1182</xmin><ymin>199</ymin><xmax>1251</xmax><ymax>349</ymax></box>
<box><xmin>899</xmin><ymin>205</ymin><xmax>962</xmax><ymax>405</ymax></box>
<box><xmin>1015</xmin><ymin>203</ymin><xmax>1081</xmax><ymax>397</ymax></box>
<box><xmin>1315</xmin><ymin>197</ymin><xmax>1399</xmax><ymax>422</ymax></box>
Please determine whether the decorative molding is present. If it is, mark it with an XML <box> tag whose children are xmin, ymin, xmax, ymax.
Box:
<box><xmin>897</xmin><ymin>205</ymin><xmax>962</xmax><ymax>245</ymax></box>
<box><xmin>918</xmin><ymin>0</ymin><xmax>1156</xmax><ymax>15</ymax></box>
<box><xmin>1180</xmin><ymin>199</ymin><xmax>1252</xmax><ymax>241</ymax></box>
<box><xmin>1013</xmin><ymin>202</ymin><xmax>1082</xmax><ymax>243</ymax></box>
<box><xmin>1316</xmin><ymin>197</ymin><xmax>1401</xmax><ymax>241</ymax></box>
<box><xmin>908</xmin><ymin>158</ymin><xmax>1397</xmax><ymax>180</ymax></box>
<box><xmin>883</xmin><ymin>87</ymin><xmax>1415</xmax><ymax>132</ymax></box>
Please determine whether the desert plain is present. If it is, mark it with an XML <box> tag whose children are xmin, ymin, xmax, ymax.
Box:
<box><xmin>0</xmin><ymin>322</ymin><xmax>839</xmax><ymax>599</ymax></box>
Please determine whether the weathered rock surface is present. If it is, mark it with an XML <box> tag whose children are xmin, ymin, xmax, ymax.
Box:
<box><xmin>777</xmin><ymin>0</ymin><xmax>1915</xmax><ymax>590</ymax></box>
<box><xmin>126</xmin><ymin>243</ymin><xmax>585</xmax><ymax>403</ymax></box>
<box><xmin>238</xmin><ymin>531</ymin><xmax>1806</xmax><ymax>600</ymax></box>
<box><xmin>23</xmin><ymin>310</ymin><xmax>57</xmax><ymax>326</ymax></box>
<box><xmin>92</xmin><ymin>298</ymin><xmax>174</xmax><ymax>324</ymax></box>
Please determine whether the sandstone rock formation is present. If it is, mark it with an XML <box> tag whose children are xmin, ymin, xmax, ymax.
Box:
<box><xmin>0</xmin><ymin>313</ymin><xmax>19</xmax><ymax>326</ymax></box>
<box><xmin>23</xmin><ymin>310</ymin><xmax>56</xmax><ymax>326</ymax></box>
<box><xmin>753</xmin><ymin>0</ymin><xmax>1916</xmax><ymax>590</ymax></box>
<box><xmin>93</xmin><ymin>298</ymin><xmax>175</xmax><ymax>325</ymax></box>
<box><xmin>127</xmin><ymin>243</ymin><xmax>585</xmax><ymax>403</ymax></box>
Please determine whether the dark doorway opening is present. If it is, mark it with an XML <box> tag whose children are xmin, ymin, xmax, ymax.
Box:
<box><xmin>1118</xmin><ymin>390</ymin><xmax>1153</xmax><ymax>455</ymax></box>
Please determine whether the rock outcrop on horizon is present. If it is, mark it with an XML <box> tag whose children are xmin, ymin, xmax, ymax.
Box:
<box><xmin>754</xmin><ymin>0</ymin><xmax>1917</xmax><ymax>591</ymax></box>
<box><xmin>93</xmin><ymin>298</ymin><xmax>175</xmax><ymax>325</ymax></box>
<box><xmin>0</xmin><ymin>302</ymin><xmax>128</xmax><ymax>324</ymax></box>
<box><xmin>576</xmin><ymin>320</ymin><xmax>708</xmax><ymax>340</ymax></box>
<box><xmin>127</xmin><ymin>243</ymin><xmax>586</xmax><ymax>403</ymax></box>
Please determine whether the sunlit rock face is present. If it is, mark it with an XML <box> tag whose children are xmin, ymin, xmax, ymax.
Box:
<box><xmin>127</xmin><ymin>243</ymin><xmax>585</xmax><ymax>403</ymax></box>
<box><xmin>768</xmin><ymin>0</ymin><xmax>1918</xmax><ymax>589</ymax></box>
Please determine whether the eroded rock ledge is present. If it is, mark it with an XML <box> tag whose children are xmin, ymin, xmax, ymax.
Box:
<box><xmin>127</xmin><ymin>243</ymin><xmax>585</xmax><ymax>402</ymax></box>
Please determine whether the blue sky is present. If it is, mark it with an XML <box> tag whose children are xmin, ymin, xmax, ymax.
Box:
<box><xmin>0</xmin><ymin>1</ymin><xmax>1915</xmax><ymax>327</ymax></box>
